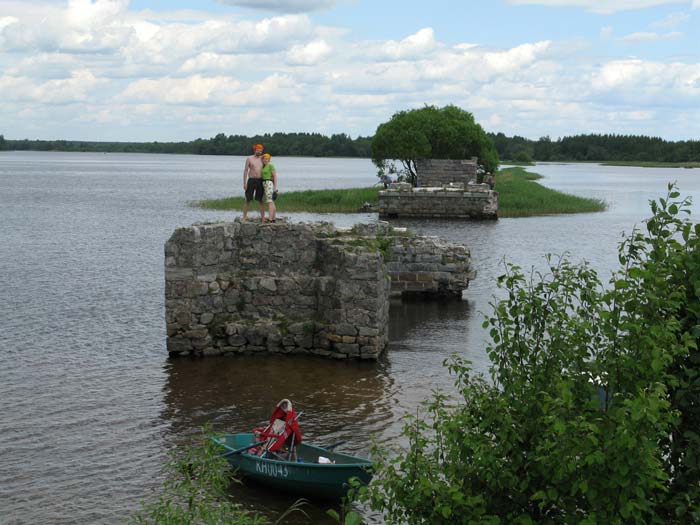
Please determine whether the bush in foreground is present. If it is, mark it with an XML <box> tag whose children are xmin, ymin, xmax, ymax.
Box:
<box><xmin>129</xmin><ymin>433</ymin><xmax>267</xmax><ymax>525</ymax></box>
<box><xmin>363</xmin><ymin>184</ymin><xmax>700</xmax><ymax>524</ymax></box>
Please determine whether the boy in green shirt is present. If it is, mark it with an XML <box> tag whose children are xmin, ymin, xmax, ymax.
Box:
<box><xmin>261</xmin><ymin>153</ymin><xmax>278</xmax><ymax>222</ymax></box>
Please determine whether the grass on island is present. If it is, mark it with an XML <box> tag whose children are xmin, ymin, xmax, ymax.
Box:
<box><xmin>601</xmin><ymin>160</ymin><xmax>700</xmax><ymax>168</ymax></box>
<box><xmin>500</xmin><ymin>159</ymin><xmax>536</xmax><ymax>166</ymax></box>
<box><xmin>194</xmin><ymin>167</ymin><xmax>606</xmax><ymax>217</ymax></box>
<box><xmin>196</xmin><ymin>186</ymin><xmax>380</xmax><ymax>213</ymax></box>
<box><xmin>496</xmin><ymin>167</ymin><xmax>606</xmax><ymax>217</ymax></box>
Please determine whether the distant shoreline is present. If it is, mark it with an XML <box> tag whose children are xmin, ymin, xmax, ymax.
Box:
<box><xmin>2</xmin><ymin>131</ymin><xmax>698</xmax><ymax>167</ymax></box>
<box><xmin>3</xmin><ymin>149</ymin><xmax>697</xmax><ymax>169</ymax></box>
<box><xmin>601</xmin><ymin>160</ymin><xmax>700</xmax><ymax>168</ymax></box>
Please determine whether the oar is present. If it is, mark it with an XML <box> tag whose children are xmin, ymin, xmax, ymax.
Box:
<box><xmin>220</xmin><ymin>440</ymin><xmax>268</xmax><ymax>458</ymax></box>
<box><xmin>324</xmin><ymin>440</ymin><xmax>347</xmax><ymax>451</ymax></box>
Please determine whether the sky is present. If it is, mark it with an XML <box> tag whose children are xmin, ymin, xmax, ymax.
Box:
<box><xmin>1</xmin><ymin>0</ymin><xmax>699</xmax><ymax>142</ymax></box>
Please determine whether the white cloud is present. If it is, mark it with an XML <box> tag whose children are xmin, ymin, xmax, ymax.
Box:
<box><xmin>0</xmin><ymin>15</ymin><xmax>18</xmax><ymax>30</ymax></box>
<box><xmin>482</xmin><ymin>41</ymin><xmax>551</xmax><ymax>74</ymax></box>
<box><xmin>216</xmin><ymin>0</ymin><xmax>338</xmax><ymax>13</ymax></box>
<box><xmin>590</xmin><ymin>59</ymin><xmax>700</xmax><ymax>104</ymax></box>
<box><xmin>178</xmin><ymin>53</ymin><xmax>244</xmax><ymax>74</ymax></box>
<box><xmin>505</xmin><ymin>0</ymin><xmax>692</xmax><ymax>13</ymax></box>
<box><xmin>0</xmin><ymin>69</ymin><xmax>103</xmax><ymax>103</ymax></box>
<box><xmin>6</xmin><ymin>53</ymin><xmax>79</xmax><ymax>79</ymax></box>
<box><xmin>121</xmin><ymin>75</ymin><xmax>242</xmax><ymax>104</ymax></box>
<box><xmin>380</xmin><ymin>28</ymin><xmax>437</xmax><ymax>61</ymax></box>
<box><xmin>650</xmin><ymin>11</ymin><xmax>690</xmax><ymax>28</ymax></box>
<box><xmin>119</xmin><ymin>73</ymin><xmax>302</xmax><ymax>106</ymax></box>
<box><xmin>328</xmin><ymin>93</ymin><xmax>393</xmax><ymax>108</ymax></box>
<box><xmin>618</xmin><ymin>31</ymin><xmax>682</xmax><ymax>44</ymax></box>
<box><xmin>1</xmin><ymin>0</ymin><xmax>699</xmax><ymax>141</ymax></box>
<box><xmin>286</xmin><ymin>39</ymin><xmax>332</xmax><ymax>65</ymax></box>
<box><xmin>0</xmin><ymin>0</ymin><xmax>135</xmax><ymax>53</ymax></box>
<box><xmin>65</xmin><ymin>0</ymin><xmax>129</xmax><ymax>26</ymax></box>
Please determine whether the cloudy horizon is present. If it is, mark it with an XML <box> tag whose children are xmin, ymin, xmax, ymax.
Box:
<box><xmin>1</xmin><ymin>0</ymin><xmax>698</xmax><ymax>142</ymax></box>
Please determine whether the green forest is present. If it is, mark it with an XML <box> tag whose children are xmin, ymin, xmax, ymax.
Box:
<box><xmin>489</xmin><ymin>132</ymin><xmax>700</xmax><ymax>163</ymax></box>
<box><xmin>1</xmin><ymin>131</ymin><xmax>699</xmax><ymax>163</ymax></box>
<box><xmin>0</xmin><ymin>132</ymin><xmax>372</xmax><ymax>157</ymax></box>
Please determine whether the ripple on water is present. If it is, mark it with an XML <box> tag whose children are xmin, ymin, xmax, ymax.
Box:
<box><xmin>3</xmin><ymin>153</ymin><xmax>700</xmax><ymax>524</ymax></box>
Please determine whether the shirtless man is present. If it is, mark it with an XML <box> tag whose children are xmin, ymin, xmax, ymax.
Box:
<box><xmin>242</xmin><ymin>143</ymin><xmax>265</xmax><ymax>221</ymax></box>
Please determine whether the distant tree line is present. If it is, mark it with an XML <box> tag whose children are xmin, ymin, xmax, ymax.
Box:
<box><xmin>0</xmin><ymin>132</ymin><xmax>372</xmax><ymax>157</ymax></box>
<box><xmin>1</xmin><ymin>131</ymin><xmax>699</xmax><ymax>163</ymax></box>
<box><xmin>489</xmin><ymin>132</ymin><xmax>700</xmax><ymax>163</ymax></box>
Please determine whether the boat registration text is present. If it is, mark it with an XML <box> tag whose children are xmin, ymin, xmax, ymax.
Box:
<box><xmin>255</xmin><ymin>461</ymin><xmax>290</xmax><ymax>478</ymax></box>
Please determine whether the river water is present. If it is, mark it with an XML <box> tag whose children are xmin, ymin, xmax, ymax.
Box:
<box><xmin>1</xmin><ymin>152</ymin><xmax>699</xmax><ymax>524</ymax></box>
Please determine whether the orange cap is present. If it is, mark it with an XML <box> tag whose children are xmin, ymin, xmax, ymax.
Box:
<box><xmin>253</xmin><ymin>143</ymin><xmax>264</xmax><ymax>151</ymax></box>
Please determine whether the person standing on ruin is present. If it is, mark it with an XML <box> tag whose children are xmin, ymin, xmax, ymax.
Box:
<box><xmin>242</xmin><ymin>143</ymin><xmax>265</xmax><ymax>221</ymax></box>
<box><xmin>260</xmin><ymin>153</ymin><xmax>278</xmax><ymax>223</ymax></box>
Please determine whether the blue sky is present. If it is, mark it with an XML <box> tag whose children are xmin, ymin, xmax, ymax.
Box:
<box><xmin>1</xmin><ymin>0</ymin><xmax>698</xmax><ymax>142</ymax></box>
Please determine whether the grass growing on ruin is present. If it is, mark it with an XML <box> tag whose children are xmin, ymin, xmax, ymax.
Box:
<box><xmin>195</xmin><ymin>187</ymin><xmax>380</xmax><ymax>213</ymax></box>
<box><xmin>194</xmin><ymin>168</ymin><xmax>606</xmax><ymax>216</ymax></box>
<box><xmin>496</xmin><ymin>167</ymin><xmax>606</xmax><ymax>217</ymax></box>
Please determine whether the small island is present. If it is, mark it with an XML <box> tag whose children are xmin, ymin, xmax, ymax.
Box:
<box><xmin>195</xmin><ymin>106</ymin><xmax>606</xmax><ymax>218</ymax></box>
<box><xmin>195</xmin><ymin>166</ymin><xmax>605</xmax><ymax>217</ymax></box>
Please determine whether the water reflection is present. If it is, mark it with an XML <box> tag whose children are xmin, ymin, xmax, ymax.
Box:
<box><xmin>5</xmin><ymin>153</ymin><xmax>700</xmax><ymax>524</ymax></box>
<box><xmin>161</xmin><ymin>355</ymin><xmax>395</xmax><ymax>450</ymax></box>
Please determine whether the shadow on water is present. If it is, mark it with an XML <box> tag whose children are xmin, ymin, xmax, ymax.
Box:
<box><xmin>161</xmin><ymin>354</ymin><xmax>395</xmax><ymax>442</ymax></box>
<box><xmin>388</xmin><ymin>296</ymin><xmax>474</xmax><ymax>340</ymax></box>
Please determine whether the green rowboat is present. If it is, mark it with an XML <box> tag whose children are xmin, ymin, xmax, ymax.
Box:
<box><xmin>213</xmin><ymin>433</ymin><xmax>373</xmax><ymax>499</ymax></box>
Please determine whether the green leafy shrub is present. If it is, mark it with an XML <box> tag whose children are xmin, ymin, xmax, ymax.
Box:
<box><xmin>363</xmin><ymin>184</ymin><xmax>700</xmax><ymax>524</ymax></box>
<box><xmin>130</xmin><ymin>431</ymin><xmax>266</xmax><ymax>525</ymax></box>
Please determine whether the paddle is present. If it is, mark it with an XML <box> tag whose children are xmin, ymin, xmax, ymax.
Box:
<box><xmin>324</xmin><ymin>440</ymin><xmax>347</xmax><ymax>451</ymax></box>
<box><xmin>220</xmin><ymin>440</ymin><xmax>268</xmax><ymax>458</ymax></box>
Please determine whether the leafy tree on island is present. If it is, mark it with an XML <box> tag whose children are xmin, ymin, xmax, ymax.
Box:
<box><xmin>371</xmin><ymin>105</ymin><xmax>499</xmax><ymax>186</ymax></box>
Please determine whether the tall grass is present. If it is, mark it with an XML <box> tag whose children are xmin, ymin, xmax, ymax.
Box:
<box><xmin>496</xmin><ymin>167</ymin><xmax>606</xmax><ymax>217</ymax></box>
<box><xmin>196</xmin><ymin>187</ymin><xmax>380</xmax><ymax>213</ymax></box>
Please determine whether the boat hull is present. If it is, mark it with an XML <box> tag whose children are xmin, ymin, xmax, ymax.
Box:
<box><xmin>214</xmin><ymin>433</ymin><xmax>372</xmax><ymax>499</ymax></box>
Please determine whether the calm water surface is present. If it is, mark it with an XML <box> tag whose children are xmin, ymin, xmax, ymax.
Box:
<box><xmin>1</xmin><ymin>152</ymin><xmax>699</xmax><ymax>524</ymax></box>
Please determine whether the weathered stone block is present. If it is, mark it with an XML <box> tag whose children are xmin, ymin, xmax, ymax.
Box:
<box><xmin>227</xmin><ymin>335</ymin><xmax>247</xmax><ymax>346</ymax></box>
<box><xmin>167</xmin><ymin>338</ymin><xmax>193</xmax><ymax>354</ymax></box>
<box><xmin>165</xmin><ymin>219</ymin><xmax>473</xmax><ymax>360</ymax></box>
<box><xmin>295</xmin><ymin>334</ymin><xmax>314</xmax><ymax>348</ymax></box>
<box><xmin>335</xmin><ymin>323</ymin><xmax>358</xmax><ymax>336</ymax></box>
<box><xmin>335</xmin><ymin>343</ymin><xmax>360</xmax><ymax>356</ymax></box>
<box><xmin>191</xmin><ymin>339</ymin><xmax>211</xmax><ymax>350</ymax></box>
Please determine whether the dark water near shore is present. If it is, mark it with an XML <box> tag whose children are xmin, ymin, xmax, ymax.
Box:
<box><xmin>1</xmin><ymin>152</ymin><xmax>699</xmax><ymax>524</ymax></box>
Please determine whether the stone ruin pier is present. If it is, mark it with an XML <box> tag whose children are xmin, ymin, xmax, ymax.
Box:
<box><xmin>165</xmin><ymin>219</ymin><xmax>475</xmax><ymax>360</ymax></box>
<box><xmin>378</xmin><ymin>158</ymin><xmax>499</xmax><ymax>219</ymax></box>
